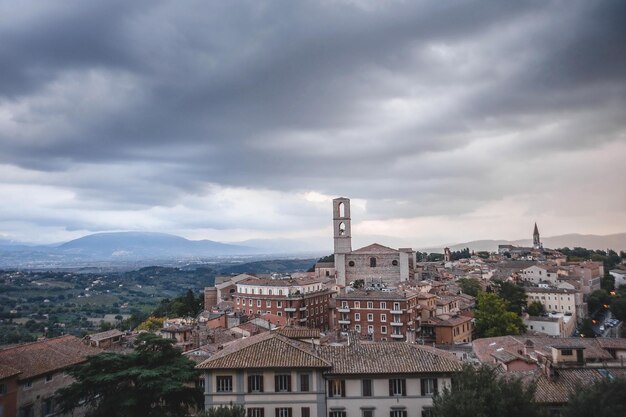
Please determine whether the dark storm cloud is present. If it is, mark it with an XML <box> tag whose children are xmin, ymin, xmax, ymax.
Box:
<box><xmin>0</xmin><ymin>0</ymin><xmax>625</xmax><ymax>241</ymax></box>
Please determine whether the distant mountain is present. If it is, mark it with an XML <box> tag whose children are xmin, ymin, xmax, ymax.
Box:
<box><xmin>420</xmin><ymin>232</ymin><xmax>626</xmax><ymax>254</ymax></box>
<box><xmin>58</xmin><ymin>232</ymin><xmax>255</xmax><ymax>257</ymax></box>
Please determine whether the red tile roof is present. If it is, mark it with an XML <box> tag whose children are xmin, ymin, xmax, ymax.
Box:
<box><xmin>0</xmin><ymin>336</ymin><xmax>101</xmax><ymax>380</ymax></box>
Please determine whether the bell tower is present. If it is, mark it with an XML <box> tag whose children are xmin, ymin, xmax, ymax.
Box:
<box><xmin>333</xmin><ymin>197</ymin><xmax>352</xmax><ymax>286</ymax></box>
<box><xmin>533</xmin><ymin>222</ymin><xmax>542</xmax><ymax>250</ymax></box>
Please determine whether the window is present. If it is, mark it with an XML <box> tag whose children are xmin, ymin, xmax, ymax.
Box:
<box><xmin>367</xmin><ymin>313</ymin><xmax>374</xmax><ymax>322</ymax></box>
<box><xmin>19</xmin><ymin>404</ymin><xmax>34</xmax><ymax>417</ymax></box>
<box><xmin>355</xmin><ymin>301</ymin><xmax>360</xmax><ymax>308</ymax></box>
<box><xmin>329</xmin><ymin>412</ymin><xmax>346</xmax><ymax>417</ymax></box>
<box><xmin>421</xmin><ymin>408</ymin><xmax>434</xmax><ymax>417</ymax></box>
<box><xmin>355</xmin><ymin>324</ymin><xmax>361</xmax><ymax>332</ymax></box>
<box><xmin>381</xmin><ymin>325</ymin><xmax>387</xmax><ymax>334</ymax></box>
<box><xmin>381</xmin><ymin>302</ymin><xmax>386</xmax><ymax>309</ymax></box>
<box><xmin>392</xmin><ymin>260</ymin><xmax>398</xmax><ymax>266</ymax></box>
<box><xmin>42</xmin><ymin>397</ymin><xmax>55</xmax><ymax>416</ymax></box>
<box><xmin>420</xmin><ymin>378</ymin><xmax>438</xmax><ymax>396</ymax></box>
<box><xmin>248</xmin><ymin>375</ymin><xmax>264</xmax><ymax>392</ymax></box>
<box><xmin>277</xmin><ymin>301</ymin><xmax>282</xmax><ymax>308</ymax></box>
<box><xmin>362</xmin><ymin>411</ymin><xmax>374</xmax><ymax>417</ymax></box>
<box><xmin>370</xmin><ymin>257</ymin><xmax>377</xmax><ymax>267</ymax></box>
<box><xmin>389</xmin><ymin>378</ymin><xmax>406</xmax><ymax>396</ymax></box>
<box><xmin>275</xmin><ymin>374</ymin><xmax>291</xmax><ymax>392</ymax></box>
<box><xmin>380</xmin><ymin>314</ymin><xmax>387</xmax><ymax>322</ymax></box>
<box><xmin>368</xmin><ymin>325</ymin><xmax>374</xmax><ymax>334</ymax></box>
<box><xmin>390</xmin><ymin>411</ymin><xmax>407</xmax><ymax>417</ymax></box>
<box><xmin>23</xmin><ymin>381</ymin><xmax>32</xmax><ymax>390</ymax></box>
<box><xmin>266</xmin><ymin>300</ymin><xmax>272</xmax><ymax>307</ymax></box>
<box><xmin>561</xmin><ymin>349</ymin><xmax>573</xmax><ymax>356</ymax></box>
<box><xmin>216</xmin><ymin>376</ymin><xmax>233</xmax><ymax>392</ymax></box>
<box><xmin>257</xmin><ymin>300</ymin><xmax>262</xmax><ymax>307</ymax></box>
<box><xmin>249</xmin><ymin>300</ymin><xmax>253</xmax><ymax>306</ymax></box>
<box><xmin>301</xmin><ymin>408</ymin><xmax>310</xmax><ymax>417</ymax></box>
<box><xmin>349</xmin><ymin>261</ymin><xmax>355</xmax><ymax>267</ymax></box>
<box><xmin>45</xmin><ymin>374</ymin><xmax>53</xmax><ymax>383</ymax></box>
<box><xmin>275</xmin><ymin>409</ymin><xmax>292</xmax><ymax>417</ymax></box>
<box><xmin>328</xmin><ymin>379</ymin><xmax>346</xmax><ymax>397</ymax></box>
<box><xmin>300</xmin><ymin>374</ymin><xmax>310</xmax><ymax>392</ymax></box>
<box><xmin>367</xmin><ymin>301</ymin><xmax>374</xmax><ymax>308</ymax></box>
<box><xmin>0</xmin><ymin>383</ymin><xmax>7</xmax><ymax>394</ymax></box>
<box><xmin>362</xmin><ymin>379</ymin><xmax>373</xmax><ymax>397</ymax></box>
<box><xmin>393</xmin><ymin>302</ymin><xmax>400</xmax><ymax>311</ymax></box>
<box><xmin>355</xmin><ymin>313</ymin><xmax>361</xmax><ymax>321</ymax></box>
<box><xmin>248</xmin><ymin>409</ymin><xmax>265</xmax><ymax>417</ymax></box>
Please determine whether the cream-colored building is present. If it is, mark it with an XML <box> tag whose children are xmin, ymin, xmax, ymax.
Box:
<box><xmin>526</xmin><ymin>287</ymin><xmax>585</xmax><ymax>320</ymax></box>
<box><xmin>197</xmin><ymin>332</ymin><xmax>462</xmax><ymax>417</ymax></box>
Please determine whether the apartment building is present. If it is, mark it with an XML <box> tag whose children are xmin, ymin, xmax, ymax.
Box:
<box><xmin>521</xmin><ymin>265</ymin><xmax>560</xmax><ymax>285</ymax></box>
<box><xmin>197</xmin><ymin>332</ymin><xmax>462</xmax><ymax>417</ymax></box>
<box><xmin>0</xmin><ymin>335</ymin><xmax>101</xmax><ymax>417</ymax></box>
<box><xmin>525</xmin><ymin>287</ymin><xmax>586</xmax><ymax>320</ymax></box>
<box><xmin>234</xmin><ymin>277</ymin><xmax>332</xmax><ymax>330</ymax></box>
<box><xmin>335</xmin><ymin>290</ymin><xmax>419</xmax><ymax>342</ymax></box>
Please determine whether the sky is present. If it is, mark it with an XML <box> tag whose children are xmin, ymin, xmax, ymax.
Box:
<box><xmin>0</xmin><ymin>0</ymin><xmax>625</xmax><ymax>250</ymax></box>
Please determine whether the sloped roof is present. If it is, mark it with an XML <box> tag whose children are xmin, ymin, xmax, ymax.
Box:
<box><xmin>276</xmin><ymin>326</ymin><xmax>320</xmax><ymax>339</ymax></box>
<box><xmin>196</xmin><ymin>332</ymin><xmax>331</xmax><ymax>370</ymax></box>
<box><xmin>88</xmin><ymin>329</ymin><xmax>123</xmax><ymax>342</ymax></box>
<box><xmin>534</xmin><ymin>367</ymin><xmax>626</xmax><ymax>404</ymax></box>
<box><xmin>318</xmin><ymin>343</ymin><xmax>462</xmax><ymax>375</ymax></box>
<box><xmin>351</xmin><ymin>243</ymin><xmax>398</xmax><ymax>254</ymax></box>
<box><xmin>0</xmin><ymin>335</ymin><xmax>101</xmax><ymax>380</ymax></box>
<box><xmin>0</xmin><ymin>363</ymin><xmax>21</xmax><ymax>380</ymax></box>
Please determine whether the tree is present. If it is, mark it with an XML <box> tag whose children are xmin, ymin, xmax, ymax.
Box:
<box><xmin>563</xmin><ymin>377</ymin><xmax>626</xmax><ymax>417</ymax></box>
<box><xmin>610</xmin><ymin>297</ymin><xmax>626</xmax><ymax>322</ymax></box>
<box><xmin>494</xmin><ymin>281</ymin><xmax>527</xmax><ymax>315</ymax></box>
<box><xmin>588</xmin><ymin>289</ymin><xmax>610</xmax><ymax>314</ymax></box>
<box><xmin>137</xmin><ymin>316</ymin><xmax>166</xmax><ymax>332</ymax></box>
<box><xmin>433</xmin><ymin>364</ymin><xmax>543</xmax><ymax>417</ymax></box>
<box><xmin>579</xmin><ymin>318</ymin><xmax>596</xmax><ymax>338</ymax></box>
<box><xmin>458</xmin><ymin>278</ymin><xmax>481</xmax><ymax>297</ymax></box>
<box><xmin>474</xmin><ymin>293</ymin><xmax>525</xmax><ymax>338</ymax></box>
<box><xmin>200</xmin><ymin>405</ymin><xmax>246</xmax><ymax>417</ymax></box>
<box><xmin>527</xmin><ymin>301</ymin><xmax>545</xmax><ymax>317</ymax></box>
<box><xmin>57</xmin><ymin>333</ymin><xmax>202</xmax><ymax>417</ymax></box>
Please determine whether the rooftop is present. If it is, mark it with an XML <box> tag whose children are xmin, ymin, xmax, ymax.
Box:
<box><xmin>0</xmin><ymin>335</ymin><xmax>101</xmax><ymax>380</ymax></box>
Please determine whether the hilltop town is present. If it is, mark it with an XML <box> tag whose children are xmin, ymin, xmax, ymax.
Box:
<box><xmin>2</xmin><ymin>197</ymin><xmax>626</xmax><ymax>417</ymax></box>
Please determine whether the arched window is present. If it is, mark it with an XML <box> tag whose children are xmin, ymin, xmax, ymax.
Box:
<box><xmin>338</xmin><ymin>202</ymin><xmax>345</xmax><ymax>218</ymax></box>
<box><xmin>269</xmin><ymin>289</ymin><xmax>273</xmax><ymax>295</ymax></box>
<box><xmin>338</xmin><ymin>222</ymin><xmax>345</xmax><ymax>236</ymax></box>
<box><xmin>370</xmin><ymin>257</ymin><xmax>377</xmax><ymax>267</ymax></box>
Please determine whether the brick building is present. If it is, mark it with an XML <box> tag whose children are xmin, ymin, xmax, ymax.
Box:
<box><xmin>335</xmin><ymin>290</ymin><xmax>420</xmax><ymax>342</ymax></box>
<box><xmin>234</xmin><ymin>277</ymin><xmax>332</xmax><ymax>330</ymax></box>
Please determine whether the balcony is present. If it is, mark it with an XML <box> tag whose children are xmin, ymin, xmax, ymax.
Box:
<box><xmin>338</xmin><ymin>319</ymin><xmax>351</xmax><ymax>325</ymax></box>
<box><xmin>337</xmin><ymin>307</ymin><xmax>350</xmax><ymax>313</ymax></box>
<box><xmin>299</xmin><ymin>317</ymin><xmax>308</xmax><ymax>322</ymax></box>
<box><xmin>299</xmin><ymin>306</ymin><xmax>308</xmax><ymax>311</ymax></box>
<box><xmin>391</xmin><ymin>333</ymin><xmax>404</xmax><ymax>339</ymax></box>
<box><xmin>391</xmin><ymin>321</ymin><xmax>404</xmax><ymax>327</ymax></box>
<box><xmin>390</xmin><ymin>309</ymin><xmax>403</xmax><ymax>314</ymax></box>
<box><xmin>284</xmin><ymin>307</ymin><xmax>296</xmax><ymax>312</ymax></box>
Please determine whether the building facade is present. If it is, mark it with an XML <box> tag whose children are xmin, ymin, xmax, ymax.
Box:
<box><xmin>234</xmin><ymin>277</ymin><xmax>332</xmax><ymax>330</ymax></box>
<box><xmin>335</xmin><ymin>290</ymin><xmax>420</xmax><ymax>342</ymax></box>
<box><xmin>332</xmin><ymin>198</ymin><xmax>416</xmax><ymax>287</ymax></box>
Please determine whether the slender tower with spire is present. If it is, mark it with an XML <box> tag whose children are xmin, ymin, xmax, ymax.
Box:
<box><xmin>533</xmin><ymin>223</ymin><xmax>542</xmax><ymax>250</ymax></box>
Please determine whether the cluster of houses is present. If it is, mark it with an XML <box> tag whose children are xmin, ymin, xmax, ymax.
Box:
<box><xmin>2</xmin><ymin>197</ymin><xmax>625</xmax><ymax>417</ymax></box>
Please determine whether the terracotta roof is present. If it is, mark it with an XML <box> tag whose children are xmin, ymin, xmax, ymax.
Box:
<box><xmin>88</xmin><ymin>329</ymin><xmax>123</xmax><ymax>342</ymax></box>
<box><xmin>351</xmin><ymin>243</ymin><xmax>398</xmax><ymax>254</ymax></box>
<box><xmin>596</xmin><ymin>338</ymin><xmax>626</xmax><ymax>350</ymax></box>
<box><xmin>0</xmin><ymin>335</ymin><xmax>101</xmax><ymax>380</ymax></box>
<box><xmin>318</xmin><ymin>343</ymin><xmax>462</xmax><ymax>375</ymax></box>
<box><xmin>473</xmin><ymin>336</ymin><xmax>613</xmax><ymax>364</ymax></box>
<box><xmin>0</xmin><ymin>364</ymin><xmax>21</xmax><ymax>380</ymax></box>
<box><xmin>534</xmin><ymin>368</ymin><xmax>626</xmax><ymax>404</ymax></box>
<box><xmin>276</xmin><ymin>326</ymin><xmax>320</xmax><ymax>339</ymax></box>
<box><xmin>196</xmin><ymin>332</ymin><xmax>331</xmax><ymax>370</ymax></box>
<box><xmin>238</xmin><ymin>277</ymin><xmax>324</xmax><ymax>287</ymax></box>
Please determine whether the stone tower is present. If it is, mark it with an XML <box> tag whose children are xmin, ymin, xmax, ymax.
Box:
<box><xmin>333</xmin><ymin>197</ymin><xmax>352</xmax><ymax>286</ymax></box>
<box><xmin>444</xmin><ymin>247</ymin><xmax>451</xmax><ymax>262</ymax></box>
<box><xmin>533</xmin><ymin>223</ymin><xmax>542</xmax><ymax>250</ymax></box>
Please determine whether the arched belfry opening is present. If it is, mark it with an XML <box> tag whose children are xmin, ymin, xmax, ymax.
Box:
<box><xmin>338</xmin><ymin>222</ymin><xmax>346</xmax><ymax>236</ymax></box>
<box><xmin>338</xmin><ymin>202</ymin><xmax>345</xmax><ymax>218</ymax></box>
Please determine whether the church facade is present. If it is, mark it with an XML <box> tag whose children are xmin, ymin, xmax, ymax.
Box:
<box><xmin>332</xmin><ymin>197</ymin><xmax>416</xmax><ymax>287</ymax></box>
